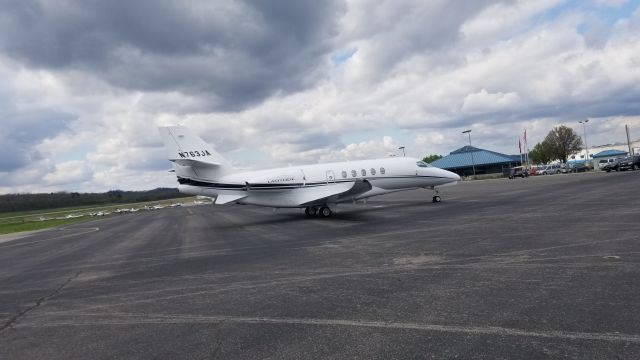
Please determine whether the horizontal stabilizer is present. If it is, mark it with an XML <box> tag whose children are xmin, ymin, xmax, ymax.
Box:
<box><xmin>215</xmin><ymin>194</ymin><xmax>247</xmax><ymax>205</ymax></box>
<box><xmin>170</xmin><ymin>158</ymin><xmax>221</xmax><ymax>167</ymax></box>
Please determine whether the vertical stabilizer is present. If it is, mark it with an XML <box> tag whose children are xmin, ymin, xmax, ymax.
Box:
<box><xmin>158</xmin><ymin>126</ymin><xmax>233</xmax><ymax>181</ymax></box>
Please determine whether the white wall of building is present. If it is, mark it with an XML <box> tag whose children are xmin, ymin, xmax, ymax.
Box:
<box><xmin>569</xmin><ymin>138</ymin><xmax>639</xmax><ymax>168</ymax></box>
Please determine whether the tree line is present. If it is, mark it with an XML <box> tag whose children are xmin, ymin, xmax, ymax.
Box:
<box><xmin>0</xmin><ymin>188</ymin><xmax>189</xmax><ymax>213</ymax></box>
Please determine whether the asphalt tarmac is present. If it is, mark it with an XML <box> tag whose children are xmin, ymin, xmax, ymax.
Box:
<box><xmin>1</xmin><ymin>171</ymin><xmax>639</xmax><ymax>359</ymax></box>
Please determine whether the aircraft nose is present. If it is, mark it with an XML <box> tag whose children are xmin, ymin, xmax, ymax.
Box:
<box><xmin>435</xmin><ymin>168</ymin><xmax>460</xmax><ymax>182</ymax></box>
<box><xmin>444</xmin><ymin>170</ymin><xmax>460</xmax><ymax>181</ymax></box>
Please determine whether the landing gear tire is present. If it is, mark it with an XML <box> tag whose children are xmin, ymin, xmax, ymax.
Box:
<box><xmin>319</xmin><ymin>206</ymin><xmax>332</xmax><ymax>217</ymax></box>
<box><xmin>432</xmin><ymin>195</ymin><xmax>441</xmax><ymax>203</ymax></box>
<box><xmin>305</xmin><ymin>207</ymin><xmax>318</xmax><ymax>217</ymax></box>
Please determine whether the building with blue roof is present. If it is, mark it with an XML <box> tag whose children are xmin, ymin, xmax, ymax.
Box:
<box><xmin>591</xmin><ymin>149</ymin><xmax>627</xmax><ymax>158</ymax></box>
<box><xmin>430</xmin><ymin>146</ymin><xmax>522</xmax><ymax>176</ymax></box>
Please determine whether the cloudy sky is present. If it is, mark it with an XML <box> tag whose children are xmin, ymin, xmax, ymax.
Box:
<box><xmin>1</xmin><ymin>0</ymin><xmax>639</xmax><ymax>193</ymax></box>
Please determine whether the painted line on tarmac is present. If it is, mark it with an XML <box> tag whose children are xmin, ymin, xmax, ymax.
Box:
<box><xmin>0</xmin><ymin>229</ymin><xmax>50</xmax><ymax>244</ymax></box>
<box><xmin>0</xmin><ymin>227</ymin><xmax>100</xmax><ymax>249</ymax></box>
<box><xmin>19</xmin><ymin>312</ymin><xmax>640</xmax><ymax>344</ymax></box>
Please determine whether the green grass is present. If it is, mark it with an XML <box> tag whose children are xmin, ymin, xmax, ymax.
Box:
<box><xmin>0</xmin><ymin>197</ymin><xmax>198</xmax><ymax>235</ymax></box>
<box><xmin>0</xmin><ymin>217</ymin><xmax>95</xmax><ymax>235</ymax></box>
<box><xmin>0</xmin><ymin>197</ymin><xmax>193</xmax><ymax>220</ymax></box>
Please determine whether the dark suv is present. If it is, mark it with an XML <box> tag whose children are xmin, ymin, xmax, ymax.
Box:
<box><xmin>616</xmin><ymin>155</ymin><xmax>640</xmax><ymax>171</ymax></box>
<box><xmin>603</xmin><ymin>158</ymin><xmax>620</xmax><ymax>172</ymax></box>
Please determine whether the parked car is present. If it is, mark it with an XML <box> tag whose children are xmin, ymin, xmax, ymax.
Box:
<box><xmin>568</xmin><ymin>163</ymin><xmax>589</xmax><ymax>173</ymax></box>
<box><xmin>535</xmin><ymin>165</ymin><xmax>548</xmax><ymax>175</ymax></box>
<box><xmin>602</xmin><ymin>158</ymin><xmax>622</xmax><ymax>172</ymax></box>
<box><xmin>598</xmin><ymin>158</ymin><xmax>617</xmax><ymax>170</ymax></box>
<box><xmin>612</xmin><ymin>155</ymin><xmax>640</xmax><ymax>171</ymax></box>
<box><xmin>536</xmin><ymin>164</ymin><xmax>562</xmax><ymax>175</ymax></box>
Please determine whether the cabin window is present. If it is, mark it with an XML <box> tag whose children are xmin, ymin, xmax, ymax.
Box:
<box><xmin>380</xmin><ymin>167</ymin><xmax>385</xmax><ymax>174</ymax></box>
<box><xmin>370</xmin><ymin>168</ymin><xmax>376</xmax><ymax>175</ymax></box>
<box><xmin>361</xmin><ymin>169</ymin><xmax>366</xmax><ymax>176</ymax></box>
<box><xmin>341</xmin><ymin>170</ymin><xmax>347</xmax><ymax>178</ymax></box>
<box><xmin>351</xmin><ymin>170</ymin><xmax>357</xmax><ymax>177</ymax></box>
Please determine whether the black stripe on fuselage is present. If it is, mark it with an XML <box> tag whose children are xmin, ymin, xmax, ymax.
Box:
<box><xmin>177</xmin><ymin>175</ymin><xmax>452</xmax><ymax>191</ymax></box>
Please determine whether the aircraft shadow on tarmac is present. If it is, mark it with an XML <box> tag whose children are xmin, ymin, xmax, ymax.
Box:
<box><xmin>211</xmin><ymin>200</ymin><xmax>453</xmax><ymax>228</ymax></box>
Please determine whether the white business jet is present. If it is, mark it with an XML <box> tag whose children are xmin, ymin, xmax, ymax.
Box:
<box><xmin>159</xmin><ymin>126</ymin><xmax>460</xmax><ymax>217</ymax></box>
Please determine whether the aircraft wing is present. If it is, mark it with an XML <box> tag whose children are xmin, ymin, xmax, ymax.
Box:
<box><xmin>298</xmin><ymin>180</ymin><xmax>372</xmax><ymax>206</ymax></box>
<box><xmin>215</xmin><ymin>194</ymin><xmax>247</xmax><ymax>204</ymax></box>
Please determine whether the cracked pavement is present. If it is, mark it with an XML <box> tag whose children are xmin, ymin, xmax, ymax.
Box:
<box><xmin>1</xmin><ymin>171</ymin><xmax>639</xmax><ymax>359</ymax></box>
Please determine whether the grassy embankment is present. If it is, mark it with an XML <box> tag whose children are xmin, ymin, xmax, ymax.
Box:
<box><xmin>0</xmin><ymin>197</ymin><xmax>198</xmax><ymax>235</ymax></box>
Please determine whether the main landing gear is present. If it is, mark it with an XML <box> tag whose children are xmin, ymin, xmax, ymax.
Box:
<box><xmin>305</xmin><ymin>206</ymin><xmax>332</xmax><ymax>218</ymax></box>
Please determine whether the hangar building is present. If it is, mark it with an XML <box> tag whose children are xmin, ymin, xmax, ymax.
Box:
<box><xmin>430</xmin><ymin>146</ymin><xmax>522</xmax><ymax>177</ymax></box>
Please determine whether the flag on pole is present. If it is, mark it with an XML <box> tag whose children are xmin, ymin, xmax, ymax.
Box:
<box><xmin>524</xmin><ymin>129</ymin><xmax>527</xmax><ymax>142</ymax></box>
<box><xmin>518</xmin><ymin>138</ymin><xmax>522</xmax><ymax>153</ymax></box>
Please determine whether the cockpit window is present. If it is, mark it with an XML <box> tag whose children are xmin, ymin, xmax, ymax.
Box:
<box><xmin>416</xmin><ymin>161</ymin><xmax>431</xmax><ymax>168</ymax></box>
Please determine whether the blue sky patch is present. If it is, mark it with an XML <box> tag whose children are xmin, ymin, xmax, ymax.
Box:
<box><xmin>331</xmin><ymin>48</ymin><xmax>358</xmax><ymax>66</ymax></box>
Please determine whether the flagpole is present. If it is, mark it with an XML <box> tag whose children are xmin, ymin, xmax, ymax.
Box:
<box><xmin>524</xmin><ymin>129</ymin><xmax>530</xmax><ymax>167</ymax></box>
<box><xmin>518</xmin><ymin>137</ymin><xmax>523</xmax><ymax>166</ymax></box>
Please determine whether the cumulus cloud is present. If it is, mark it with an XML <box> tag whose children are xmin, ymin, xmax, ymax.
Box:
<box><xmin>42</xmin><ymin>160</ymin><xmax>92</xmax><ymax>186</ymax></box>
<box><xmin>0</xmin><ymin>109</ymin><xmax>72</xmax><ymax>172</ymax></box>
<box><xmin>1</xmin><ymin>0</ymin><xmax>640</xmax><ymax>193</ymax></box>
<box><xmin>0</xmin><ymin>0</ymin><xmax>345</xmax><ymax>110</ymax></box>
<box><xmin>339</xmin><ymin>136</ymin><xmax>400</xmax><ymax>159</ymax></box>
<box><xmin>461</xmin><ymin>89</ymin><xmax>522</xmax><ymax>115</ymax></box>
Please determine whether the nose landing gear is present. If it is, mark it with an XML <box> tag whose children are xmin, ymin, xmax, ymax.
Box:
<box><xmin>432</xmin><ymin>188</ymin><xmax>442</xmax><ymax>203</ymax></box>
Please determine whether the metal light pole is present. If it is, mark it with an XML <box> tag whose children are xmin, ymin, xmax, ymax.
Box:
<box><xmin>578</xmin><ymin>119</ymin><xmax>589</xmax><ymax>169</ymax></box>
<box><xmin>462</xmin><ymin>130</ymin><xmax>476</xmax><ymax>179</ymax></box>
<box><xmin>625</xmin><ymin>124</ymin><xmax>632</xmax><ymax>155</ymax></box>
<box><xmin>398</xmin><ymin>146</ymin><xmax>406</xmax><ymax>157</ymax></box>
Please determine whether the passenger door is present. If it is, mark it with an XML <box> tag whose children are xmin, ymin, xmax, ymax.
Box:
<box><xmin>325</xmin><ymin>170</ymin><xmax>335</xmax><ymax>183</ymax></box>
<box><xmin>300</xmin><ymin>169</ymin><xmax>307</xmax><ymax>187</ymax></box>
